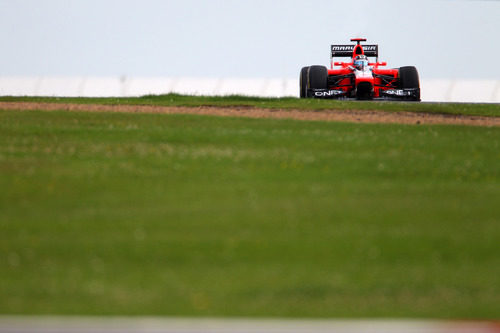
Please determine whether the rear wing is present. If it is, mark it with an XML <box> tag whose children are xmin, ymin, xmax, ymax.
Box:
<box><xmin>330</xmin><ymin>43</ymin><xmax>379</xmax><ymax>69</ymax></box>
<box><xmin>331</xmin><ymin>44</ymin><xmax>379</xmax><ymax>58</ymax></box>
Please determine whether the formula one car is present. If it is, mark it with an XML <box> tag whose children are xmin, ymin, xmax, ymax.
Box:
<box><xmin>300</xmin><ymin>38</ymin><xmax>420</xmax><ymax>101</ymax></box>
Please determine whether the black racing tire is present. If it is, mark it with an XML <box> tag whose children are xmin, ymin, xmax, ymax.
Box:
<box><xmin>308</xmin><ymin>65</ymin><xmax>328</xmax><ymax>90</ymax></box>
<box><xmin>299</xmin><ymin>66</ymin><xmax>309</xmax><ymax>98</ymax></box>
<box><xmin>399</xmin><ymin>66</ymin><xmax>420</xmax><ymax>89</ymax></box>
<box><xmin>399</xmin><ymin>66</ymin><xmax>420</xmax><ymax>100</ymax></box>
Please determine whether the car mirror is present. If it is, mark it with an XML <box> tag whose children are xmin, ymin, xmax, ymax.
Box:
<box><xmin>377</xmin><ymin>62</ymin><xmax>387</xmax><ymax>66</ymax></box>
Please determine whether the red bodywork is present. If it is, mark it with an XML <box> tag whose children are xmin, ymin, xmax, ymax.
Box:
<box><xmin>328</xmin><ymin>43</ymin><xmax>399</xmax><ymax>98</ymax></box>
<box><xmin>328</xmin><ymin>64</ymin><xmax>399</xmax><ymax>98</ymax></box>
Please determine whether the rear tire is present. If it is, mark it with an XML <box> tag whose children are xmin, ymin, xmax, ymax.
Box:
<box><xmin>399</xmin><ymin>66</ymin><xmax>420</xmax><ymax>100</ymax></box>
<box><xmin>299</xmin><ymin>66</ymin><xmax>309</xmax><ymax>98</ymax></box>
<box><xmin>308</xmin><ymin>65</ymin><xmax>328</xmax><ymax>90</ymax></box>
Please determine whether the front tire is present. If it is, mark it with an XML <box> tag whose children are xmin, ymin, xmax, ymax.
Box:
<box><xmin>399</xmin><ymin>66</ymin><xmax>420</xmax><ymax>101</ymax></box>
<box><xmin>308</xmin><ymin>65</ymin><xmax>328</xmax><ymax>91</ymax></box>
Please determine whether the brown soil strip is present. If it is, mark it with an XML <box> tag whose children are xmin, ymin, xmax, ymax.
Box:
<box><xmin>1</xmin><ymin>101</ymin><xmax>499</xmax><ymax>127</ymax></box>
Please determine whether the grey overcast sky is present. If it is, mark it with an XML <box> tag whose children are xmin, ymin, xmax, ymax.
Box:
<box><xmin>0</xmin><ymin>0</ymin><xmax>499</xmax><ymax>79</ymax></box>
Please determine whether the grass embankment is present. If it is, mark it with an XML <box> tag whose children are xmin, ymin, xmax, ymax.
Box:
<box><xmin>1</xmin><ymin>94</ymin><xmax>500</xmax><ymax>117</ymax></box>
<box><xmin>0</xmin><ymin>108</ymin><xmax>499</xmax><ymax>318</ymax></box>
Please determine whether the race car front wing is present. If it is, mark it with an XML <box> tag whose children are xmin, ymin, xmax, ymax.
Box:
<box><xmin>307</xmin><ymin>88</ymin><xmax>420</xmax><ymax>101</ymax></box>
<box><xmin>380</xmin><ymin>88</ymin><xmax>420</xmax><ymax>100</ymax></box>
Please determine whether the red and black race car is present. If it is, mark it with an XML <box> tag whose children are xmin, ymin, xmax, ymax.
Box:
<box><xmin>300</xmin><ymin>38</ymin><xmax>420</xmax><ymax>101</ymax></box>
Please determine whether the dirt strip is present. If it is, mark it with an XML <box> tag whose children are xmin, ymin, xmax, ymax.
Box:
<box><xmin>1</xmin><ymin>101</ymin><xmax>499</xmax><ymax>127</ymax></box>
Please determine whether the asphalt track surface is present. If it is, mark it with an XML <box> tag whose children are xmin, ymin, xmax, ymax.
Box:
<box><xmin>1</xmin><ymin>102</ymin><xmax>499</xmax><ymax>127</ymax></box>
<box><xmin>1</xmin><ymin>317</ymin><xmax>499</xmax><ymax>333</ymax></box>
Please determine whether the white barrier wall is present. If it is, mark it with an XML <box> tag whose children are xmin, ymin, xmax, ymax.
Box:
<box><xmin>0</xmin><ymin>77</ymin><xmax>499</xmax><ymax>103</ymax></box>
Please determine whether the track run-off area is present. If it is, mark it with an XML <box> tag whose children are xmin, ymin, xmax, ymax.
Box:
<box><xmin>1</xmin><ymin>317</ymin><xmax>499</xmax><ymax>333</ymax></box>
<box><xmin>0</xmin><ymin>101</ymin><xmax>499</xmax><ymax>127</ymax></box>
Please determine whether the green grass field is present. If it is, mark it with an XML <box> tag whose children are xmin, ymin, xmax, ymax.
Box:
<box><xmin>1</xmin><ymin>103</ymin><xmax>499</xmax><ymax>318</ymax></box>
<box><xmin>2</xmin><ymin>93</ymin><xmax>500</xmax><ymax>117</ymax></box>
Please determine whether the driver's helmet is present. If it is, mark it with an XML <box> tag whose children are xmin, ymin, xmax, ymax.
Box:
<box><xmin>354</xmin><ymin>55</ymin><xmax>369</xmax><ymax>70</ymax></box>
